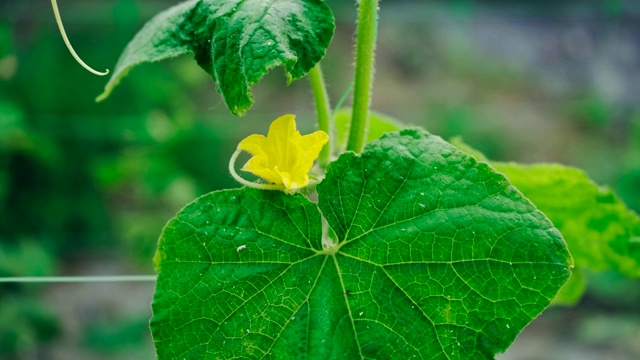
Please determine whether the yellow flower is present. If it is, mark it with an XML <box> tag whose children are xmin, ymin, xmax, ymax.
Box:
<box><xmin>238</xmin><ymin>114</ymin><xmax>328</xmax><ymax>193</ymax></box>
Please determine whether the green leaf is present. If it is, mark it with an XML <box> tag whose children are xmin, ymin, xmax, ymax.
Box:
<box><xmin>96</xmin><ymin>0</ymin><xmax>199</xmax><ymax>103</ymax></box>
<box><xmin>449</xmin><ymin>136</ymin><xmax>489</xmax><ymax>162</ymax></box>
<box><xmin>492</xmin><ymin>163</ymin><xmax>640</xmax><ymax>279</ymax></box>
<box><xmin>98</xmin><ymin>0</ymin><xmax>335</xmax><ymax>115</ymax></box>
<box><xmin>452</xmin><ymin>139</ymin><xmax>640</xmax><ymax>304</ymax></box>
<box><xmin>151</xmin><ymin>129</ymin><xmax>571</xmax><ymax>358</ymax></box>
<box><xmin>333</xmin><ymin>107</ymin><xmax>404</xmax><ymax>152</ymax></box>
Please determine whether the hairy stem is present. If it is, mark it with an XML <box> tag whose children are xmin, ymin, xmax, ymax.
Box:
<box><xmin>309</xmin><ymin>65</ymin><xmax>332</xmax><ymax>167</ymax></box>
<box><xmin>347</xmin><ymin>0</ymin><xmax>379</xmax><ymax>153</ymax></box>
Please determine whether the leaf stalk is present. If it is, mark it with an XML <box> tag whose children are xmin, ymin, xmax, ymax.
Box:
<box><xmin>309</xmin><ymin>65</ymin><xmax>333</xmax><ymax>167</ymax></box>
<box><xmin>347</xmin><ymin>0</ymin><xmax>379</xmax><ymax>153</ymax></box>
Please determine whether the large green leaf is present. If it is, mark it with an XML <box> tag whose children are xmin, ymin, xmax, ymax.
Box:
<box><xmin>452</xmin><ymin>138</ymin><xmax>640</xmax><ymax>304</ymax></box>
<box><xmin>97</xmin><ymin>0</ymin><xmax>335</xmax><ymax>115</ymax></box>
<box><xmin>491</xmin><ymin>163</ymin><xmax>640</xmax><ymax>304</ymax></box>
<box><xmin>151</xmin><ymin>129</ymin><xmax>571</xmax><ymax>358</ymax></box>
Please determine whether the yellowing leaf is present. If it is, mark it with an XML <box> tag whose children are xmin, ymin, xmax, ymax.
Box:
<box><xmin>238</xmin><ymin>114</ymin><xmax>328</xmax><ymax>193</ymax></box>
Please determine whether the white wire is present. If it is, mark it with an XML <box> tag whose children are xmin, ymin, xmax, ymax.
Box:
<box><xmin>0</xmin><ymin>275</ymin><xmax>156</xmax><ymax>283</ymax></box>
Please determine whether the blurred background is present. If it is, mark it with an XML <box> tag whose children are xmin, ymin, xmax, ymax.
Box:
<box><xmin>1</xmin><ymin>0</ymin><xmax>639</xmax><ymax>358</ymax></box>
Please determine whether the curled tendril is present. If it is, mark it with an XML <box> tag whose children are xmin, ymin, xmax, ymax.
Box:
<box><xmin>50</xmin><ymin>0</ymin><xmax>109</xmax><ymax>76</ymax></box>
<box><xmin>228</xmin><ymin>148</ymin><xmax>322</xmax><ymax>193</ymax></box>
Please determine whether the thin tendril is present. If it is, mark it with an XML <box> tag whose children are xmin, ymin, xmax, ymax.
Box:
<box><xmin>228</xmin><ymin>149</ymin><xmax>285</xmax><ymax>191</ymax></box>
<box><xmin>51</xmin><ymin>0</ymin><xmax>109</xmax><ymax>76</ymax></box>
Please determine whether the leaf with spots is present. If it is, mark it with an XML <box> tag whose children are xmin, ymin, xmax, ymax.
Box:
<box><xmin>151</xmin><ymin>129</ymin><xmax>572</xmax><ymax>358</ymax></box>
<box><xmin>97</xmin><ymin>0</ymin><xmax>335</xmax><ymax>116</ymax></box>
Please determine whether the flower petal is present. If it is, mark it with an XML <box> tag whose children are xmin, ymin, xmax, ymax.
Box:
<box><xmin>238</xmin><ymin>134</ymin><xmax>269</xmax><ymax>159</ymax></box>
<box><xmin>235</xmin><ymin>114</ymin><xmax>329</xmax><ymax>193</ymax></box>
<box><xmin>275</xmin><ymin>167</ymin><xmax>309</xmax><ymax>194</ymax></box>
<box><xmin>241</xmin><ymin>157</ymin><xmax>282</xmax><ymax>185</ymax></box>
<box><xmin>295</xmin><ymin>131</ymin><xmax>329</xmax><ymax>173</ymax></box>
<box><xmin>267</xmin><ymin>114</ymin><xmax>298</xmax><ymax>167</ymax></box>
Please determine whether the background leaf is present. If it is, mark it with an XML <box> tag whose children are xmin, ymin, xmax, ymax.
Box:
<box><xmin>151</xmin><ymin>130</ymin><xmax>571</xmax><ymax>358</ymax></box>
<box><xmin>491</xmin><ymin>163</ymin><xmax>640</xmax><ymax>304</ymax></box>
<box><xmin>98</xmin><ymin>0</ymin><xmax>335</xmax><ymax>115</ymax></box>
<box><xmin>452</xmin><ymin>139</ymin><xmax>640</xmax><ymax>304</ymax></box>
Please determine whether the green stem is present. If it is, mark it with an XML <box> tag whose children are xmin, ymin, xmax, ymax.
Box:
<box><xmin>309</xmin><ymin>65</ymin><xmax>332</xmax><ymax>167</ymax></box>
<box><xmin>347</xmin><ymin>0</ymin><xmax>379</xmax><ymax>153</ymax></box>
<box><xmin>333</xmin><ymin>80</ymin><xmax>354</xmax><ymax>117</ymax></box>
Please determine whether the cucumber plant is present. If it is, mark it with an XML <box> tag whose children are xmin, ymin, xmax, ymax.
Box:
<box><xmin>56</xmin><ymin>0</ymin><xmax>640</xmax><ymax>358</ymax></box>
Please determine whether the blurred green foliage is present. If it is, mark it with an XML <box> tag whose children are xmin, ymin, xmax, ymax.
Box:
<box><xmin>82</xmin><ymin>315</ymin><xmax>149</xmax><ymax>354</ymax></box>
<box><xmin>0</xmin><ymin>1</ymin><xmax>246</xmax><ymax>356</ymax></box>
<box><xmin>617</xmin><ymin>112</ymin><xmax>640</xmax><ymax>212</ymax></box>
<box><xmin>0</xmin><ymin>297</ymin><xmax>60</xmax><ymax>357</ymax></box>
